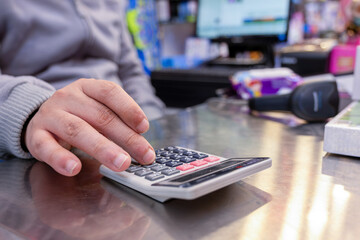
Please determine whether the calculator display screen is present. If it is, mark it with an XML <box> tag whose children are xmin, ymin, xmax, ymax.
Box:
<box><xmin>152</xmin><ymin>158</ymin><xmax>267</xmax><ymax>188</ymax></box>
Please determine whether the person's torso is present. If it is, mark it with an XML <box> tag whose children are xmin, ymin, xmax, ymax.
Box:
<box><xmin>0</xmin><ymin>0</ymin><xmax>126</xmax><ymax>88</ymax></box>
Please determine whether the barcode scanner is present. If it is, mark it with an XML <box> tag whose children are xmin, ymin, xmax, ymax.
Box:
<box><xmin>248</xmin><ymin>80</ymin><xmax>339</xmax><ymax>122</ymax></box>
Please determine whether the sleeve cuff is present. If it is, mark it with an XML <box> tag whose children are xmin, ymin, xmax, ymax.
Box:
<box><xmin>0</xmin><ymin>83</ymin><xmax>55</xmax><ymax>158</ymax></box>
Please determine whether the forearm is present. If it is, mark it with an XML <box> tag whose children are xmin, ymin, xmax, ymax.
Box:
<box><xmin>0</xmin><ymin>75</ymin><xmax>55</xmax><ymax>158</ymax></box>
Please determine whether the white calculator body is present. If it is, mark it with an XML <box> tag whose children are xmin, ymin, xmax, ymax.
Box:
<box><xmin>100</xmin><ymin>146</ymin><xmax>271</xmax><ymax>202</ymax></box>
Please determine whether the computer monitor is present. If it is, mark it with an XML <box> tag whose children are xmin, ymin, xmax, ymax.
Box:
<box><xmin>196</xmin><ymin>0</ymin><xmax>291</xmax><ymax>43</ymax></box>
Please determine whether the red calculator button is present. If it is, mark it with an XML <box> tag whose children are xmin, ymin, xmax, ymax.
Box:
<box><xmin>176</xmin><ymin>164</ymin><xmax>194</xmax><ymax>171</ymax></box>
<box><xmin>204</xmin><ymin>156</ymin><xmax>220</xmax><ymax>162</ymax></box>
<box><xmin>190</xmin><ymin>160</ymin><xmax>208</xmax><ymax>167</ymax></box>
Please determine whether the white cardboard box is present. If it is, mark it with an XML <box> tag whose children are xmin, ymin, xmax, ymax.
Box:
<box><xmin>323</xmin><ymin>46</ymin><xmax>360</xmax><ymax>157</ymax></box>
<box><xmin>323</xmin><ymin>101</ymin><xmax>360</xmax><ymax>157</ymax></box>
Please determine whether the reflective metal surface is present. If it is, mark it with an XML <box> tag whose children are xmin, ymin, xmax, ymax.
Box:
<box><xmin>1</xmin><ymin>99</ymin><xmax>359</xmax><ymax>240</ymax></box>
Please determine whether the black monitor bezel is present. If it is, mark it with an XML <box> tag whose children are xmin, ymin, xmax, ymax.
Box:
<box><xmin>195</xmin><ymin>0</ymin><xmax>292</xmax><ymax>44</ymax></box>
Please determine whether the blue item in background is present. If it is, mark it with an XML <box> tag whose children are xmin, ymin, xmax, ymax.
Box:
<box><xmin>161</xmin><ymin>55</ymin><xmax>204</xmax><ymax>69</ymax></box>
<box><xmin>126</xmin><ymin>0</ymin><xmax>162</xmax><ymax>74</ymax></box>
<box><xmin>177</xmin><ymin>1</ymin><xmax>197</xmax><ymax>23</ymax></box>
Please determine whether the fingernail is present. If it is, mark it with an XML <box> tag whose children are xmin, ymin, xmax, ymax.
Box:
<box><xmin>65</xmin><ymin>159</ymin><xmax>78</xmax><ymax>174</ymax></box>
<box><xmin>143</xmin><ymin>148</ymin><xmax>155</xmax><ymax>164</ymax></box>
<box><xmin>113</xmin><ymin>153</ymin><xmax>128</xmax><ymax>169</ymax></box>
<box><xmin>136</xmin><ymin>119</ymin><xmax>149</xmax><ymax>133</ymax></box>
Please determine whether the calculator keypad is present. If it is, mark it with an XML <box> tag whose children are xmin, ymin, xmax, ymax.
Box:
<box><xmin>126</xmin><ymin>146</ymin><xmax>220</xmax><ymax>181</ymax></box>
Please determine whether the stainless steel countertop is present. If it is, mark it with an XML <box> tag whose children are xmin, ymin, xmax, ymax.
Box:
<box><xmin>0</xmin><ymin>98</ymin><xmax>359</xmax><ymax>240</ymax></box>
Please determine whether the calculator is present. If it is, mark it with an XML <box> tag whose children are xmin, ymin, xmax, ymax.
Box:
<box><xmin>100</xmin><ymin>146</ymin><xmax>271</xmax><ymax>202</ymax></box>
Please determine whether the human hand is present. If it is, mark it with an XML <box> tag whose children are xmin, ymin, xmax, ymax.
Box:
<box><xmin>25</xmin><ymin>78</ymin><xmax>155</xmax><ymax>176</ymax></box>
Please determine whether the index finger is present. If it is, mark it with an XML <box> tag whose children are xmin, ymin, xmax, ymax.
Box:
<box><xmin>78</xmin><ymin>79</ymin><xmax>149</xmax><ymax>133</ymax></box>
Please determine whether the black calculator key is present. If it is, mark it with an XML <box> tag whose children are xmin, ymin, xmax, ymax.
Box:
<box><xmin>173</xmin><ymin>148</ymin><xmax>187</xmax><ymax>154</ymax></box>
<box><xmin>165</xmin><ymin>146</ymin><xmax>176</xmax><ymax>151</ymax></box>
<box><xmin>126</xmin><ymin>165</ymin><xmax>144</xmax><ymax>173</ymax></box>
<box><xmin>160</xmin><ymin>151</ymin><xmax>172</xmax><ymax>157</ymax></box>
<box><xmin>183</xmin><ymin>151</ymin><xmax>197</xmax><ymax>156</ymax></box>
<box><xmin>179</xmin><ymin>156</ymin><xmax>196</xmax><ymax>163</ymax></box>
<box><xmin>143</xmin><ymin>163</ymin><xmax>160</xmax><ymax>168</ymax></box>
<box><xmin>165</xmin><ymin>161</ymin><xmax>183</xmax><ymax>167</ymax></box>
<box><xmin>156</xmin><ymin>157</ymin><xmax>172</xmax><ymax>164</ymax></box>
<box><xmin>169</xmin><ymin>153</ymin><xmax>182</xmax><ymax>160</ymax></box>
<box><xmin>135</xmin><ymin>169</ymin><xmax>154</xmax><ymax>177</ymax></box>
<box><xmin>162</xmin><ymin>168</ymin><xmax>180</xmax><ymax>176</ymax></box>
<box><xmin>151</xmin><ymin>165</ymin><xmax>169</xmax><ymax>172</ymax></box>
<box><xmin>145</xmin><ymin>173</ymin><xmax>165</xmax><ymax>181</ymax></box>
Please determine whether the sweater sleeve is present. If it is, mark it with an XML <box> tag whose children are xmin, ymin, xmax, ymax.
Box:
<box><xmin>0</xmin><ymin>74</ymin><xmax>55</xmax><ymax>158</ymax></box>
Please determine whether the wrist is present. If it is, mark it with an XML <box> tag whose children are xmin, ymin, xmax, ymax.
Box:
<box><xmin>21</xmin><ymin>109</ymin><xmax>39</xmax><ymax>153</ymax></box>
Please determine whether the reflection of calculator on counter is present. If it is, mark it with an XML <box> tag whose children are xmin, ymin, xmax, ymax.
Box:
<box><xmin>100</xmin><ymin>146</ymin><xmax>271</xmax><ymax>202</ymax></box>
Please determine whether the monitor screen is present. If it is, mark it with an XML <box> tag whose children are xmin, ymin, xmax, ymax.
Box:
<box><xmin>196</xmin><ymin>0</ymin><xmax>291</xmax><ymax>42</ymax></box>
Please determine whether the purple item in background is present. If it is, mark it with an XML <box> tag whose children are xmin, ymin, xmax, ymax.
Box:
<box><xmin>230</xmin><ymin>68</ymin><xmax>303</xmax><ymax>99</ymax></box>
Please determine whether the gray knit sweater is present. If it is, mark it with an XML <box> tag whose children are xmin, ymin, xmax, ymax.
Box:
<box><xmin>0</xmin><ymin>0</ymin><xmax>165</xmax><ymax>159</ymax></box>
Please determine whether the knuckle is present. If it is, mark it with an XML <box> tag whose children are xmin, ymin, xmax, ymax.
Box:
<box><xmin>29</xmin><ymin>136</ymin><xmax>47</xmax><ymax>157</ymax></box>
<box><xmin>92</xmin><ymin>139</ymin><xmax>110</xmax><ymax>156</ymax></box>
<box><xmin>52</xmin><ymin>89</ymin><xmax>70</xmax><ymax>99</ymax></box>
<box><xmin>99</xmin><ymin>81</ymin><xmax>119</xmax><ymax>98</ymax></box>
<box><xmin>38</xmin><ymin>101</ymin><xmax>52</xmax><ymax>115</ymax></box>
<box><xmin>77</xmin><ymin>78</ymin><xmax>95</xmax><ymax>85</ymax></box>
<box><xmin>62</xmin><ymin>118</ymin><xmax>82</xmax><ymax>139</ymax></box>
<box><xmin>124</xmin><ymin>132</ymin><xmax>139</xmax><ymax>146</ymax></box>
<box><xmin>96</xmin><ymin>107</ymin><xmax>116</xmax><ymax>127</ymax></box>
